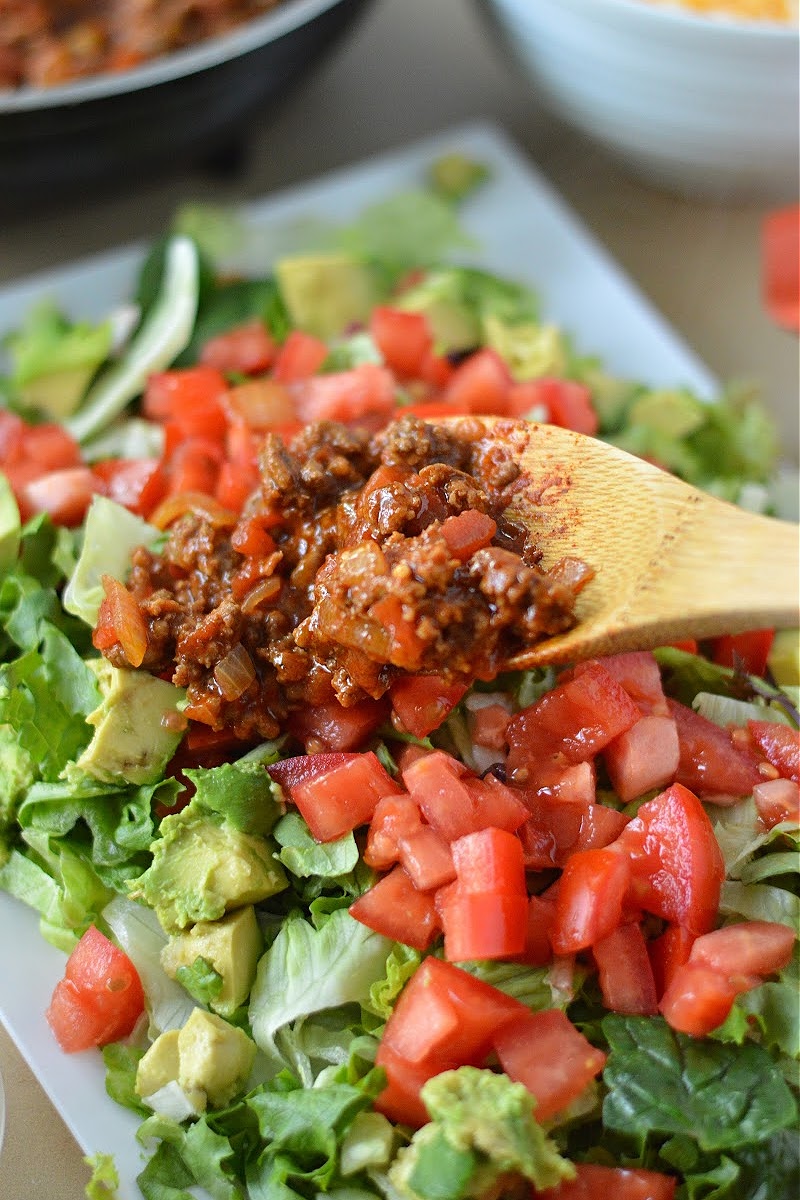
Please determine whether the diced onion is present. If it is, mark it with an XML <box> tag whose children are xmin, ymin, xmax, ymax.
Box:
<box><xmin>149</xmin><ymin>490</ymin><xmax>238</xmax><ymax>531</ymax></box>
<box><xmin>214</xmin><ymin>642</ymin><xmax>256</xmax><ymax>701</ymax></box>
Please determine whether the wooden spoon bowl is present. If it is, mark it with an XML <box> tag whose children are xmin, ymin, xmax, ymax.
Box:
<box><xmin>473</xmin><ymin>419</ymin><xmax>799</xmax><ymax>670</ymax></box>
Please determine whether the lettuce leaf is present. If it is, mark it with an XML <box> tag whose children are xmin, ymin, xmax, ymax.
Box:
<box><xmin>601</xmin><ymin>1014</ymin><xmax>798</xmax><ymax>1154</ymax></box>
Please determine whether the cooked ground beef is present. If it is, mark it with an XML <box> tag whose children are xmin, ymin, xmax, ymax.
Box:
<box><xmin>101</xmin><ymin>416</ymin><xmax>592</xmax><ymax>740</ymax></box>
<box><xmin>0</xmin><ymin>0</ymin><xmax>281</xmax><ymax>89</ymax></box>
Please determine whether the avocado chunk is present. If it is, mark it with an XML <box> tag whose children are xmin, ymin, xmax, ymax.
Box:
<box><xmin>4</xmin><ymin>301</ymin><xmax>112</xmax><ymax>421</ymax></box>
<box><xmin>136</xmin><ymin>1008</ymin><xmax>256</xmax><ymax>1114</ymax></box>
<box><xmin>275</xmin><ymin>252</ymin><xmax>381</xmax><ymax>339</ymax></box>
<box><xmin>483</xmin><ymin>315</ymin><xmax>568</xmax><ymax>382</ymax></box>
<box><xmin>767</xmin><ymin>628</ymin><xmax>800</xmax><ymax>688</ymax></box>
<box><xmin>626</xmin><ymin>389</ymin><xmax>706</xmax><ymax>440</ymax></box>
<box><xmin>161</xmin><ymin>905</ymin><xmax>263</xmax><ymax>1017</ymax></box>
<box><xmin>74</xmin><ymin>659</ymin><xmax>185</xmax><ymax>786</ymax></box>
<box><xmin>132</xmin><ymin>803</ymin><xmax>287</xmax><ymax>933</ymax></box>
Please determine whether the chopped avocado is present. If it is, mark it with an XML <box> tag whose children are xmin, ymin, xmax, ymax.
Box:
<box><xmin>339</xmin><ymin>1111</ymin><xmax>396</xmax><ymax>1176</ymax></box>
<box><xmin>389</xmin><ymin>1066</ymin><xmax>574</xmax><ymax>1196</ymax></box>
<box><xmin>428</xmin><ymin>154</ymin><xmax>491</xmax><ymax>203</ymax></box>
<box><xmin>74</xmin><ymin>659</ymin><xmax>185</xmax><ymax>786</ymax></box>
<box><xmin>3</xmin><ymin>300</ymin><xmax>112</xmax><ymax>420</ymax></box>
<box><xmin>161</xmin><ymin>905</ymin><xmax>263</xmax><ymax>1017</ymax></box>
<box><xmin>62</xmin><ymin>494</ymin><xmax>161</xmax><ymax>627</ymax></box>
<box><xmin>135</xmin><ymin>1009</ymin><xmax>256</xmax><ymax>1114</ymax></box>
<box><xmin>626</xmin><ymin>389</ymin><xmax>706</xmax><ymax>440</ymax></box>
<box><xmin>483</xmin><ymin>316</ymin><xmax>568</xmax><ymax>382</ymax></box>
<box><xmin>768</xmin><ymin>629</ymin><xmax>800</xmax><ymax>688</ymax></box>
<box><xmin>397</xmin><ymin>266</ymin><xmax>539</xmax><ymax>355</ymax></box>
<box><xmin>178</xmin><ymin>1007</ymin><xmax>256</xmax><ymax>1109</ymax></box>
<box><xmin>132</xmin><ymin>802</ymin><xmax>287</xmax><ymax>933</ymax></box>
<box><xmin>275</xmin><ymin>252</ymin><xmax>381</xmax><ymax>339</ymax></box>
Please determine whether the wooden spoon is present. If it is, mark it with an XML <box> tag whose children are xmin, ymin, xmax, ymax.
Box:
<box><xmin>472</xmin><ymin>419</ymin><xmax>799</xmax><ymax>670</ymax></box>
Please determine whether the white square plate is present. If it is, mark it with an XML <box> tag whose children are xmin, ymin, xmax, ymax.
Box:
<box><xmin>0</xmin><ymin>120</ymin><xmax>719</xmax><ymax>1199</ymax></box>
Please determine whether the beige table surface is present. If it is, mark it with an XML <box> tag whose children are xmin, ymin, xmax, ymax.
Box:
<box><xmin>0</xmin><ymin>0</ymin><xmax>798</xmax><ymax>1196</ymax></box>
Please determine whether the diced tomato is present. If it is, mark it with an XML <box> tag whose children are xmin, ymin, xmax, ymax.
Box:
<box><xmin>199</xmin><ymin>319</ymin><xmax>276</xmax><ymax>375</ymax></box>
<box><xmin>443</xmin><ymin>348</ymin><xmax>512</xmax><ymax>415</ymax></box>
<box><xmin>748</xmin><ymin>720</ymin><xmax>800</xmax><ymax>783</ymax></box>
<box><xmin>0</xmin><ymin>409</ymin><xmax>25</xmax><ymax>463</ymax></box>
<box><xmin>551</xmin><ymin>847</ymin><xmax>631</xmax><ymax>954</ymax></box>
<box><xmin>390</xmin><ymin>674</ymin><xmax>469</xmax><ymax>738</ymax></box>
<box><xmin>593</xmin><ymin>922</ymin><xmax>659</xmax><ymax>1015</ymax></box>
<box><xmin>753</xmin><ymin>777</ymin><xmax>800</xmax><ymax>828</ymax></box>
<box><xmin>279</xmin><ymin>750</ymin><xmax>401</xmax><ymax>841</ymax></box>
<box><xmin>144</xmin><ymin>366</ymin><xmax>229</xmax><ymax>441</ymax></box>
<box><xmin>379</xmin><ymin>957</ymin><xmax>528</xmax><ymax>1089</ymax></box>
<box><xmin>93</xmin><ymin>457</ymin><xmax>168</xmax><ymax>518</ymax></box>
<box><xmin>349</xmin><ymin>864</ymin><xmax>440</xmax><ymax>950</ymax></box>
<box><xmin>286</xmin><ymin>696</ymin><xmax>389</xmax><ymax>752</ymax></box>
<box><xmin>363</xmin><ymin>794</ymin><xmax>423</xmax><ymax>870</ymax></box>
<box><xmin>442</xmin><ymin>891</ymin><xmax>529</xmax><ymax>960</ymax></box>
<box><xmin>21</xmin><ymin>421</ymin><xmax>81</xmax><ymax>470</ymax></box>
<box><xmin>647</xmin><ymin>924</ymin><xmax>696</xmax><ymax>999</ymax></box>
<box><xmin>397</xmin><ymin>824</ymin><xmax>455</xmax><ymax>891</ymax></box>
<box><xmin>518</xmin><ymin>893</ymin><xmax>556</xmax><ymax>966</ymax></box>
<box><xmin>46</xmin><ymin>925</ymin><xmax>145</xmax><ymax>1053</ymax></box>
<box><xmin>667</xmin><ymin>699</ymin><xmax>763</xmax><ymax>799</ymax></box>
<box><xmin>467</xmin><ymin>702</ymin><xmax>512</xmax><ymax>750</ymax></box>
<box><xmin>658</xmin><ymin>961</ymin><xmax>749</xmax><ymax>1037</ymax></box>
<box><xmin>272</xmin><ymin>329</ymin><xmax>329</xmax><ymax>382</ymax></box>
<box><xmin>369</xmin><ymin>306</ymin><xmax>433</xmax><ymax>378</ymax></box>
<box><xmin>214</xmin><ymin>461</ymin><xmax>259</xmax><ymax>512</ymax></box>
<box><xmin>224</xmin><ymin>377</ymin><xmax>296</xmax><ymax>432</ymax></box>
<box><xmin>19</xmin><ymin>465</ymin><xmax>101</xmax><ymax>527</ymax></box>
<box><xmin>268</xmin><ymin>751</ymin><xmax>361</xmax><ymax>792</ymax></box>
<box><xmin>711</xmin><ymin>629</ymin><xmax>775</xmax><ymax>677</ymax></box>
<box><xmin>450</xmin><ymin>826</ymin><xmax>526</xmax><ymax>895</ymax></box>
<box><xmin>762</xmin><ymin>204</ymin><xmax>800</xmax><ymax>333</ymax></box>
<box><xmin>368</xmin><ymin>594</ymin><xmax>428</xmax><ymax>670</ymax></box>
<box><xmin>536</xmin><ymin>1163</ymin><xmax>677</xmax><ymax>1200</ymax></box>
<box><xmin>492</xmin><ymin>1008</ymin><xmax>607</xmax><ymax>1122</ymax></box>
<box><xmin>506</xmin><ymin>662</ymin><xmax>641</xmax><ymax>780</ymax></box>
<box><xmin>165</xmin><ymin>437</ymin><xmax>224</xmax><ymax>497</ymax></box>
<box><xmin>512</xmin><ymin>377</ymin><xmax>599</xmax><ymax>436</ymax></box>
<box><xmin>461</xmin><ymin>774</ymin><xmax>533</xmax><ymax>834</ymax></box>
<box><xmin>587</xmin><ymin>650</ymin><xmax>668</xmax><ymax>715</ymax></box>
<box><xmin>439</xmin><ymin>509</ymin><xmax>497</xmax><ymax>560</ymax></box>
<box><xmin>519</xmin><ymin>796</ymin><xmax>629</xmax><ymax>871</ymax></box>
<box><xmin>603</xmin><ymin>714</ymin><xmax>680</xmax><ymax>803</ymax></box>
<box><xmin>402</xmin><ymin>752</ymin><xmax>527</xmax><ymax>841</ymax></box>
<box><xmin>614</xmin><ymin>783</ymin><xmax>725</xmax><ymax>936</ymax></box>
<box><xmin>373</xmin><ymin>1041</ymin><xmax>434</xmax><ymax>1127</ymax></box>
<box><xmin>688</xmin><ymin>920</ymin><xmax>795</xmax><ymax>980</ymax></box>
<box><xmin>418</xmin><ymin>350</ymin><xmax>455</xmax><ymax>390</ymax></box>
<box><xmin>292</xmin><ymin>363</ymin><xmax>396</xmax><ymax>424</ymax></box>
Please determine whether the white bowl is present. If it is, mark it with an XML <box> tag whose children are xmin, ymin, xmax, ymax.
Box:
<box><xmin>476</xmin><ymin>0</ymin><xmax>800</xmax><ymax>199</ymax></box>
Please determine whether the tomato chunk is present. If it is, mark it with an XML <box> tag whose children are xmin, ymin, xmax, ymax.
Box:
<box><xmin>658</xmin><ymin>962</ymin><xmax>750</xmax><ymax>1037</ymax></box>
<box><xmin>593</xmin><ymin>922</ymin><xmax>659</xmax><ymax>1015</ymax></box>
<box><xmin>506</xmin><ymin>662</ymin><xmax>641</xmax><ymax>781</ymax></box>
<box><xmin>390</xmin><ymin>674</ymin><xmax>468</xmax><ymax>738</ymax></box>
<box><xmin>46</xmin><ymin>925</ymin><xmax>145</xmax><ymax>1053</ymax></box>
<box><xmin>614</xmin><ymin>782</ymin><xmax>724</xmax><ymax>936</ymax></box>
<box><xmin>748</xmin><ymin>720</ymin><xmax>800</xmax><ymax>784</ymax></box>
<box><xmin>364</xmin><ymin>794</ymin><xmax>423</xmax><ymax>870</ymax></box>
<box><xmin>712</xmin><ymin>629</ymin><xmax>775</xmax><ymax>677</ymax></box>
<box><xmin>283</xmin><ymin>750</ymin><xmax>402</xmax><ymax>841</ymax></box>
<box><xmin>349</xmin><ymin>864</ymin><xmax>439</xmax><ymax>950</ymax></box>
<box><xmin>442</xmin><ymin>891</ymin><xmax>529</xmax><ymax>961</ymax></box>
<box><xmin>450</xmin><ymin>826</ymin><xmax>526</xmax><ymax>895</ymax></box>
<box><xmin>537</xmin><ymin>1163</ymin><xmax>677</xmax><ymax>1200</ymax></box>
<box><xmin>551</xmin><ymin>847</ymin><xmax>631</xmax><ymax>954</ymax></box>
<box><xmin>493</xmin><ymin>1008</ymin><xmax>607</xmax><ymax>1122</ymax></box>
<box><xmin>20</xmin><ymin>465</ymin><xmax>100</xmax><ymax>527</ymax></box>
<box><xmin>667</xmin><ymin>699</ymin><xmax>763</xmax><ymax>799</ymax></box>
<box><xmin>753</xmin><ymin>777</ymin><xmax>800</xmax><ymax>828</ymax></box>
<box><xmin>688</xmin><ymin>920</ymin><xmax>795</xmax><ymax>980</ymax></box>
<box><xmin>200</xmin><ymin>319</ymin><xmax>276</xmax><ymax>375</ymax></box>
<box><xmin>369</xmin><ymin>306</ymin><xmax>433</xmax><ymax>377</ymax></box>
<box><xmin>603</xmin><ymin>714</ymin><xmax>680</xmax><ymax>803</ymax></box>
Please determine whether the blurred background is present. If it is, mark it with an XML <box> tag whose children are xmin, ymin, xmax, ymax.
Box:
<box><xmin>0</xmin><ymin>0</ymin><xmax>796</xmax><ymax>459</ymax></box>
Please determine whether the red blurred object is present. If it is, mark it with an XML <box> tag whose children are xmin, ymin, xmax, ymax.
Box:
<box><xmin>762</xmin><ymin>205</ymin><xmax>799</xmax><ymax>333</ymax></box>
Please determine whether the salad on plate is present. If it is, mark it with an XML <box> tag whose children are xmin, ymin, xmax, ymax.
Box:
<box><xmin>0</xmin><ymin>159</ymin><xmax>797</xmax><ymax>1200</ymax></box>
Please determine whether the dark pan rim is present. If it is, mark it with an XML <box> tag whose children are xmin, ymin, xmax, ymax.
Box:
<box><xmin>0</xmin><ymin>0</ymin><xmax>348</xmax><ymax>113</ymax></box>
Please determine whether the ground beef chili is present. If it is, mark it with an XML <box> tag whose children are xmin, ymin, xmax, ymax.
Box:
<box><xmin>97</xmin><ymin>416</ymin><xmax>592</xmax><ymax>742</ymax></box>
<box><xmin>0</xmin><ymin>0</ymin><xmax>282</xmax><ymax>89</ymax></box>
